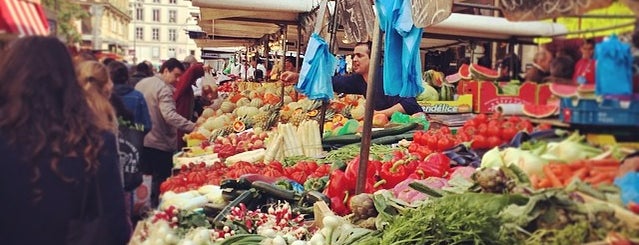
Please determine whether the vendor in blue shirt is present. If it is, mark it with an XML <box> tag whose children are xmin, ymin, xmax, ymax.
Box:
<box><xmin>280</xmin><ymin>42</ymin><xmax>423</xmax><ymax>117</ymax></box>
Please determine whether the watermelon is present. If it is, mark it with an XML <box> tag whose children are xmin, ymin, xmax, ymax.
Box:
<box><xmin>549</xmin><ymin>83</ymin><xmax>578</xmax><ymax>98</ymax></box>
<box><xmin>458</xmin><ymin>64</ymin><xmax>472</xmax><ymax>79</ymax></box>
<box><xmin>469</xmin><ymin>64</ymin><xmax>499</xmax><ymax>80</ymax></box>
<box><xmin>522</xmin><ymin>104</ymin><xmax>559</xmax><ymax>118</ymax></box>
<box><xmin>445</xmin><ymin>72</ymin><xmax>462</xmax><ymax>83</ymax></box>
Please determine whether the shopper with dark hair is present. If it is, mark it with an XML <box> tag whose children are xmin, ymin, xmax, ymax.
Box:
<box><xmin>135</xmin><ymin>58</ymin><xmax>194</xmax><ymax>207</ymax></box>
<box><xmin>0</xmin><ymin>36</ymin><xmax>130</xmax><ymax>244</ymax></box>
<box><xmin>497</xmin><ymin>54</ymin><xmax>522</xmax><ymax>81</ymax></box>
<box><xmin>130</xmin><ymin>61</ymin><xmax>154</xmax><ymax>87</ymax></box>
<box><xmin>573</xmin><ymin>38</ymin><xmax>596</xmax><ymax>85</ymax></box>
<box><xmin>281</xmin><ymin>42</ymin><xmax>422</xmax><ymax>117</ymax></box>
<box><xmin>108</xmin><ymin>61</ymin><xmax>152</xmax><ymax>133</ymax></box>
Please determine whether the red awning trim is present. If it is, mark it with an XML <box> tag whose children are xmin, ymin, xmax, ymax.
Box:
<box><xmin>0</xmin><ymin>0</ymin><xmax>49</xmax><ymax>37</ymax></box>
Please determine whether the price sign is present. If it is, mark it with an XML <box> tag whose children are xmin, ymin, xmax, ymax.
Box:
<box><xmin>337</xmin><ymin>0</ymin><xmax>376</xmax><ymax>43</ymax></box>
<box><xmin>411</xmin><ymin>0</ymin><xmax>453</xmax><ymax>28</ymax></box>
<box><xmin>500</xmin><ymin>0</ymin><xmax>614</xmax><ymax>21</ymax></box>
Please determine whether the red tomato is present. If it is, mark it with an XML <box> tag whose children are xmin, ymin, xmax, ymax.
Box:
<box><xmin>437</xmin><ymin>138</ymin><xmax>452</xmax><ymax>151</ymax></box>
<box><xmin>507</xmin><ymin>116</ymin><xmax>522</xmax><ymax>123</ymax></box>
<box><xmin>517</xmin><ymin>121</ymin><xmax>534</xmax><ymax>133</ymax></box>
<box><xmin>414</xmin><ymin>131</ymin><xmax>425</xmax><ymax>145</ymax></box>
<box><xmin>463</xmin><ymin>119</ymin><xmax>477</xmax><ymax>127</ymax></box>
<box><xmin>471</xmin><ymin>135</ymin><xmax>488</xmax><ymax>149</ymax></box>
<box><xmin>490</xmin><ymin>112</ymin><xmax>502</xmax><ymax>120</ymax></box>
<box><xmin>537</xmin><ymin>123</ymin><xmax>552</xmax><ymax>131</ymax></box>
<box><xmin>474</xmin><ymin>114</ymin><xmax>488</xmax><ymax>123</ymax></box>
<box><xmin>456</xmin><ymin>132</ymin><xmax>471</xmax><ymax>142</ymax></box>
<box><xmin>426</xmin><ymin>135</ymin><xmax>439</xmax><ymax>150</ymax></box>
<box><xmin>486</xmin><ymin>126</ymin><xmax>501</xmax><ymax>138</ymax></box>
<box><xmin>501</xmin><ymin>127</ymin><xmax>518</xmax><ymax>141</ymax></box>
<box><xmin>439</xmin><ymin>126</ymin><xmax>451</xmax><ymax>135</ymax></box>
<box><xmin>477</xmin><ymin>123</ymin><xmax>488</xmax><ymax>136</ymax></box>
<box><xmin>462</xmin><ymin>125</ymin><xmax>477</xmax><ymax>136</ymax></box>
<box><xmin>487</xmin><ymin>136</ymin><xmax>502</xmax><ymax>148</ymax></box>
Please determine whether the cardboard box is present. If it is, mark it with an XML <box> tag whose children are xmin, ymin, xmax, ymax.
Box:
<box><xmin>418</xmin><ymin>94</ymin><xmax>473</xmax><ymax>114</ymax></box>
<box><xmin>457</xmin><ymin>81</ymin><xmax>552</xmax><ymax>113</ymax></box>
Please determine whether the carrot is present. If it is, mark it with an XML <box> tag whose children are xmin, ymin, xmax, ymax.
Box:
<box><xmin>537</xmin><ymin>178</ymin><xmax>552</xmax><ymax>189</ymax></box>
<box><xmin>591</xmin><ymin>166</ymin><xmax>619</xmax><ymax>173</ymax></box>
<box><xmin>571</xmin><ymin>167</ymin><xmax>589</xmax><ymax>180</ymax></box>
<box><xmin>585</xmin><ymin>172</ymin><xmax>616</xmax><ymax>185</ymax></box>
<box><xmin>530</xmin><ymin>174</ymin><xmax>540</xmax><ymax>189</ymax></box>
<box><xmin>588</xmin><ymin>158</ymin><xmax>619</xmax><ymax>167</ymax></box>
<box><xmin>568</xmin><ymin>161</ymin><xmax>586</xmax><ymax>170</ymax></box>
<box><xmin>543</xmin><ymin>165</ymin><xmax>564</xmax><ymax>188</ymax></box>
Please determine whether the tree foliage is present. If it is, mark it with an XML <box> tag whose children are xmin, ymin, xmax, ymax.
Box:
<box><xmin>42</xmin><ymin>0</ymin><xmax>88</xmax><ymax>44</ymax></box>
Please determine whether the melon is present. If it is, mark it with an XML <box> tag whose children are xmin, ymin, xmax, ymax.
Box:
<box><xmin>522</xmin><ymin>104</ymin><xmax>559</xmax><ymax>119</ymax></box>
<box><xmin>549</xmin><ymin>83</ymin><xmax>578</xmax><ymax>98</ymax></box>
<box><xmin>458</xmin><ymin>64</ymin><xmax>472</xmax><ymax>80</ymax></box>
<box><xmin>250</xmin><ymin>98</ymin><xmax>264</xmax><ymax>108</ymax></box>
<box><xmin>469</xmin><ymin>64</ymin><xmax>499</xmax><ymax>80</ymax></box>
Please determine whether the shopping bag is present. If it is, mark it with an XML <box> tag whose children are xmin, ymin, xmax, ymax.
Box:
<box><xmin>296</xmin><ymin>33</ymin><xmax>336</xmax><ymax>101</ymax></box>
<box><xmin>132</xmin><ymin>175</ymin><xmax>152</xmax><ymax>217</ymax></box>
<box><xmin>118</xmin><ymin>125</ymin><xmax>144</xmax><ymax>191</ymax></box>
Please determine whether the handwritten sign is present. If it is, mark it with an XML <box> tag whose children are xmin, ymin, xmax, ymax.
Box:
<box><xmin>500</xmin><ymin>0</ymin><xmax>614</xmax><ymax>21</ymax></box>
<box><xmin>337</xmin><ymin>0</ymin><xmax>375</xmax><ymax>43</ymax></box>
<box><xmin>411</xmin><ymin>0</ymin><xmax>453</xmax><ymax>28</ymax></box>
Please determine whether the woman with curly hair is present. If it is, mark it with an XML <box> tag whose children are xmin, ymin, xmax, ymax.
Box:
<box><xmin>0</xmin><ymin>36</ymin><xmax>131</xmax><ymax>244</ymax></box>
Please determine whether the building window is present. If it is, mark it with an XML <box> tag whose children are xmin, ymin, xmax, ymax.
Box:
<box><xmin>169</xmin><ymin>0</ymin><xmax>176</xmax><ymax>4</ymax></box>
<box><xmin>152</xmin><ymin>47</ymin><xmax>160</xmax><ymax>58</ymax></box>
<box><xmin>136</xmin><ymin>8</ymin><xmax>143</xmax><ymax>21</ymax></box>
<box><xmin>168</xmin><ymin>10</ymin><xmax>176</xmax><ymax>23</ymax></box>
<box><xmin>152</xmin><ymin>28</ymin><xmax>159</xmax><ymax>41</ymax></box>
<box><xmin>168</xmin><ymin>29</ymin><xmax>176</xmax><ymax>42</ymax></box>
<box><xmin>153</xmin><ymin>0</ymin><xmax>160</xmax><ymax>3</ymax></box>
<box><xmin>135</xmin><ymin>27</ymin><xmax>143</xmax><ymax>40</ymax></box>
<box><xmin>152</xmin><ymin>9</ymin><xmax>160</xmax><ymax>22</ymax></box>
<box><xmin>168</xmin><ymin>47</ymin><xmax>176</xmax><ymax>58</ymax></box>
<box><xmin>190</xmin><ymin>50</ymin><xmax>195</xmax><ymax>55</ymax></box>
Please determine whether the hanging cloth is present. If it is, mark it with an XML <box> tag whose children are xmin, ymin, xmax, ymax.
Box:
<box><xmin>375</xmin><ymin>0</ymin><xmax>424</xmax><ymax>98</ymax></box>
<box><xmin>595</xmin><ymin>34</ymin><xmax>633</xmax><ymax>96</ymax></box>
<box><xmin>296</xmin><ymin>32</ymin><xmax>336</xmax><ymax>100</ymax></box>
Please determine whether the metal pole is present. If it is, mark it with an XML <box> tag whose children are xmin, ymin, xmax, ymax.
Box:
<box><xmin>294</xmin><ymin>24</ymin><xmax>301</xmax><ymax>101</ymax></box>
<box><xmin>355</xmin><ymin>18</ymin><xmax>381</xmax><ymax>194</ymax></box>
<box><xmin>279</xmin><ymin>26</ymin><xmax>287</xmax><ymax>107</ymax></box>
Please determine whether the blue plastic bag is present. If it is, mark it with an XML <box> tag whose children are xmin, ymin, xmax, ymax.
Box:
<box><xmin>375</xmin><ymin>0</ymin><xmax>424</xmax><ymax>98</ymax></box>
<box><xmin>614</xmin><ymin>171</ymin><xmax>639</xmax><ymax>206</ymax></box>
<box><xmin>296</xmin><ymin>33</ymin><xmax>336</xmax><ymax>101</ymax></box>
<box><xmin>595</xmin><ymin>34</ymin><xmax>633</xmax><ymax>96</ymax></box>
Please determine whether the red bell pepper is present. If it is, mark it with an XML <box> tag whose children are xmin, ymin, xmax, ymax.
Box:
<box><xmin>379</xmin><ymin>160</ymin><xmax>409</xmax><ymax>189</ymax></box>
<box><xmin>324</xmin><ymin>170</ymin><xmax>354</xmax><ymax>198</ymax></box>
<box><xmin>412</xmin><ymin>153</ymin><xmax>451</xmax><ymax>179</ymax></box>
<box><xmin>344</xmin><ymin>157</ymin><xmax>380</xmax><ymax>182</ymax></box>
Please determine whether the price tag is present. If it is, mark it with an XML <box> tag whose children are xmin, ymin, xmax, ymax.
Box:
<box><xmin>500</xmin><ymin>0</ymin><xmax>614</xmax><ymax>21</ymax></box>
<box><xmin>410</xmin><ymin>0</ymin><xmax>453</xmax><ymax>28</ymax></box>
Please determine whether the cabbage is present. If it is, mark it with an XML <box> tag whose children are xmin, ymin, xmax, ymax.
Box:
<box><xmin>417</xmin><ymin>82</ymin><xmax>439</xmax><ymax>101</ymax></box>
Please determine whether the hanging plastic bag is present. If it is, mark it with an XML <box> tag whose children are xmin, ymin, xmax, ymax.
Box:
<box><xmin>595</xmin><ymin>34</ymin><xmax>633</xmax><ymax>95</ymax></box>
<box><xmin>375</xmin><ymin>0</ymin><xmax>424</xmax><ymax>98</ymax></box>
<box><xmin>296</xmin><ymin>33</ymin><xmax>336</xmax><ymax>101</ymax></box>
<box><xmin>614</xmin><ymin>171</ymin><xmax>639</xmax><ymax>206</ymax></box>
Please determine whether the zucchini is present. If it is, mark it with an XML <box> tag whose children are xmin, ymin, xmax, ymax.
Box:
<box><xmin>251</xmin><ymin>181</ymin><xmax>297</xmax><ymax>201</ymax></box>
<box><xmin>345</xmin><ymin>131</ymin><xmax>416</xmax><ymax>147</ymax></box>
<box><xmin>322</xmin><ymin>123</ymin><xmax>418</xmax><ymax>145</ymax></box>
<box><xmin>408</xmin><ymin>182</ymin><xmax>444</xmax><ymax>198</ymax></box>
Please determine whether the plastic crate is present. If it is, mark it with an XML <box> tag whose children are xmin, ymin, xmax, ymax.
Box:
<box><xmin>560</xmin><ymin>97</ymin><xmax>639</xmax><ymax>126</ymax></box>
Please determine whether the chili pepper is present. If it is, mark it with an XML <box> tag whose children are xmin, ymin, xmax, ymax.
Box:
<box><xmin>380</xmin><ymin>160</ymin><xmax>409</xmax><ymax>189</ymax></box>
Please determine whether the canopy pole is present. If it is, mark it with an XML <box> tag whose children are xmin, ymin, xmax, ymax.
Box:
<box><xmin>295</xmin><ymin>24</ymin><xmax>301</xmax><ymax>101</ymax></box>
<box><xmin>280</xmin><ymin>26</ymin><xmax>288</xmax><ymax>108</ymax></box>
<box><xmin>355</xmin><ymin>17</ymin><xmax>381</xmax><ymax>194</ymax></box>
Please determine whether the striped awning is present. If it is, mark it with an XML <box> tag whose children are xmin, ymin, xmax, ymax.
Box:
<box><xmin>0</xmin><ymin>0</ymin><xmax>49</xmax><ymax>37</ymax></box>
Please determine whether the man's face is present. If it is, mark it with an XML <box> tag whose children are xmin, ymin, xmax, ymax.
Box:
<box><xmin>352</xmin><ymin>44</ymin><xmax>370</xmax><ymax>76</ymax></box>
<box><xmin>163</xmin><ymin>67</ymin><xmax>183</xmax><ymax>84</ymax></box>
<box><xmin>581</xmin><ymin>43</ymin><xmax>594</xmax><ymax>59</ymax></box>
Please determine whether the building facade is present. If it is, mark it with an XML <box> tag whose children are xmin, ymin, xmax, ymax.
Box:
<box><xmin>76</xmin><ymin>0</ymin><xmax>131</xmax><ymax>58</ymax></box>
<box><xmin>128</xmin><ymin>0</ymin><xmax>201</xmax><ymax>67</ymax></box>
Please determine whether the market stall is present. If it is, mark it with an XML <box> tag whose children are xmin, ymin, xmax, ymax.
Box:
<box><xmin>129</xmin><ymin>1</ymin><xmax>639</xmax><ymax>244</ymax></box>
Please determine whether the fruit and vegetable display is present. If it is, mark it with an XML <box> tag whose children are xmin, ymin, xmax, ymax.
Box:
<box><xmin>129</xmin><ymin>78</ymin><xmax>639</xmax><ymax>245</ymax></box>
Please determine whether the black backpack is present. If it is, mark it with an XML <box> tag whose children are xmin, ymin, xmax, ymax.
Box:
<box><xmin>118</xmin><ymin>124</ymin><xmax>144</xmax><ymax>191</ymax></box>
<box><xmin>254</xmin><ymin>68</ymin><xmax>264</xmax><ymax>82</ymax></box>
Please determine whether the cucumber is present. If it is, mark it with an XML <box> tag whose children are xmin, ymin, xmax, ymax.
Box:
<box><xmin>344</xmin><ymin>131</ymin><xmax>416</xmax><ymax>147</ymax></box>
<box><xmin>322</xmin><ymin>123</ymin><xmax>418</xmax><ymax>145</ymax></box>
